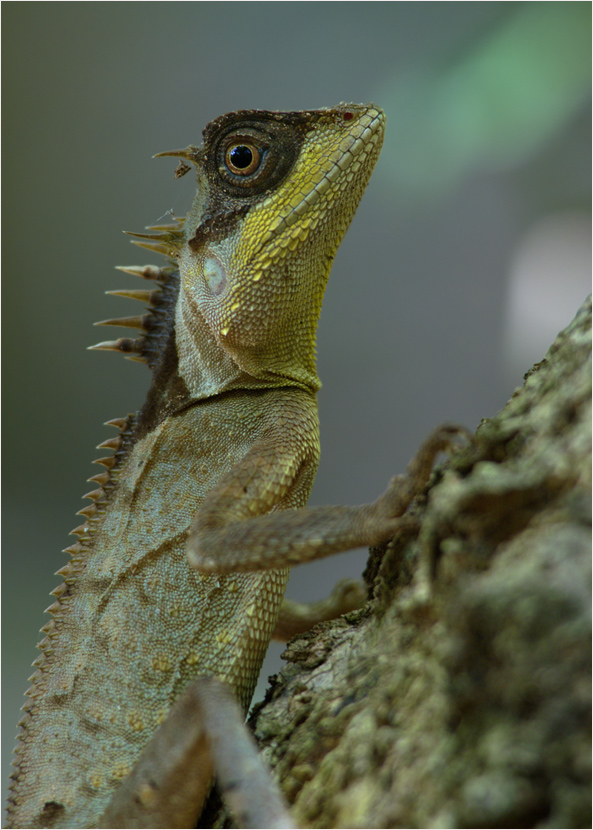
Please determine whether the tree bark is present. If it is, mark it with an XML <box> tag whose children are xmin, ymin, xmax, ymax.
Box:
<box><xmin>246</xmin><ymin>297</ymin><xmax>592</xmax><ymax>829</ymax></box>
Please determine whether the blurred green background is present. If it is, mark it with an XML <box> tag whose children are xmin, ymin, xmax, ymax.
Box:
<box><xmin>3</xmin><ymin>2</ymin><xmax>590</xmax><ymax>805</ymax></box>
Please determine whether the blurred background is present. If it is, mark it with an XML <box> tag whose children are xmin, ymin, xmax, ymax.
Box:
<box><xmin>2</xmin><ymin>2</ymin><xmax>590</xmax><ymax>804</ymax></box>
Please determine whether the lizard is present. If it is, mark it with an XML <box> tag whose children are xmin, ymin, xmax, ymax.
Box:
<box><xmin>6</xmin><ymin>103</ymin><xmax>463</xmax><ymax>829</ymax></box>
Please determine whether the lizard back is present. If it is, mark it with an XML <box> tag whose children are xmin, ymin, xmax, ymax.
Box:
<box><xmin>9</xmin><ymin>385</ymin><xmax>320</xmax><ymax>828</ymax></box>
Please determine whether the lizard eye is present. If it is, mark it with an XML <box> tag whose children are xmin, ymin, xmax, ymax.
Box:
<box><xmin>209</xmin><ymin>118</ymin><xmax>303</xmax><ymax>197</ymax></box>
<box><xmin>225</xmin><ymin>143</ymin><xmax>261</xmax><ymax>176</ymax></box>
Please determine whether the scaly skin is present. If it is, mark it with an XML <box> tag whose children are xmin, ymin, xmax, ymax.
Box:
<box><xmin>7</xmin><ymin>105</ymin><xmax>386</xmax><ymax>828</ymax></box>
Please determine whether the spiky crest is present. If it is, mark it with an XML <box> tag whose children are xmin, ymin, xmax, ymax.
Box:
<box><xmin>33</xmin><ymin>213</ymin><xmax>187</xmax><ymax>703</ymax></box>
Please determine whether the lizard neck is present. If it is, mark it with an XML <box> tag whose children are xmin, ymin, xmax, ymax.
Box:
<box><xmin>175</xmin><ymin>234</ymin><xmax>323</xmax><ymax>399</ymax></box>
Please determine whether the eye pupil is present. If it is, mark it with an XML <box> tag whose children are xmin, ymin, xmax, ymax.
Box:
<box><xmin>229</xmin><ymin>145</ymin><xmax>253</xmax><ymax>169</ymax></box>
<box><xmin>222</xmin><ymin>138</ymin><xmax>264</xmax><ymax>181</ymax></box>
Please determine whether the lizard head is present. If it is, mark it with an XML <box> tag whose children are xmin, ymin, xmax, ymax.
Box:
<box><xmin>172</xmin><ymin>104</ymin><xmax>386</xmax><ymax>396</ymax></box>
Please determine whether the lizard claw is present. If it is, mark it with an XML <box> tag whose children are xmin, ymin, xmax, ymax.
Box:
<box><xmin>370</xmin><ymin>423</ymin><xmax>472</xmax><ymax>532</ymax></box>
<box><xmin>405</xmin><ymin>423</ymin><xmax>472</xmax><ymax>481</ymax></box>
<box><xmin>328</xmin><ymin>577</ymin><xmax>367</xmax><ymax>613</ymax></box>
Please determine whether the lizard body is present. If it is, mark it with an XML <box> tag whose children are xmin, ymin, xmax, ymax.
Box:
<box><xmin>7</xmin><ymin>104</ymin><xmax>387</xmax><ymax>828</ymax></box>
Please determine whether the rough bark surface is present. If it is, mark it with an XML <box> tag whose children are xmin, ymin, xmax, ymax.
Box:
<box><xmin>246</xmin><ymin>297</ymin><xmax>592</xmax><ymax>829</ymax></box>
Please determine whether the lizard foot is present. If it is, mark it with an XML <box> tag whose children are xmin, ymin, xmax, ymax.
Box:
<box><xmin>368</xmin><ymin>423</ymin><xmax>471</xmax><ymax>536</ymax></box>
<box><xmin>272</xmin><ymin>577</ymin><xmax>366</xmax><ymax>640</ymax></box>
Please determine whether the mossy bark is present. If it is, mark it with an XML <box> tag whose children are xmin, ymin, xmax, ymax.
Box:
<box><xmin>247</xmin><ymin>298</ymin><xmax>592</xmax><ymax>829</ymax></box>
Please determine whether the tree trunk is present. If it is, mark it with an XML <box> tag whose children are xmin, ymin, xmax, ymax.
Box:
<box><xmin>246</xmin><ymin>297</ymin><xmax>592</xmax><ymax>829</ymax></box>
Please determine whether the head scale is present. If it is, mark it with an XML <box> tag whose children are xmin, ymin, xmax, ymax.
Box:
<box><xmin>175</xmin><ymin>104</ymin><xmax>386</xmax><ymax>397</ymax></box>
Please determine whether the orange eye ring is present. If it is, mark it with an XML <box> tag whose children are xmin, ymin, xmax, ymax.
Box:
<box><xmin>224</xmin><ymin>143</ymin><xmax>261</xmax><ymax>176</ymax></box>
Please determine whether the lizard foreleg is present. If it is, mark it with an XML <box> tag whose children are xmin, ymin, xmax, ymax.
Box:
<box><xmin>187</xmin><ymin>424</ymin><xmax>469</xmax><ymax>574</ymax></box>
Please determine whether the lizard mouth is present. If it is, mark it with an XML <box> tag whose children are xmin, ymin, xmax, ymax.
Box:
<box><xmin>247</xmin><ymin>105</ymin><xmax>386</xmax><ymax>258</ymax></box>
